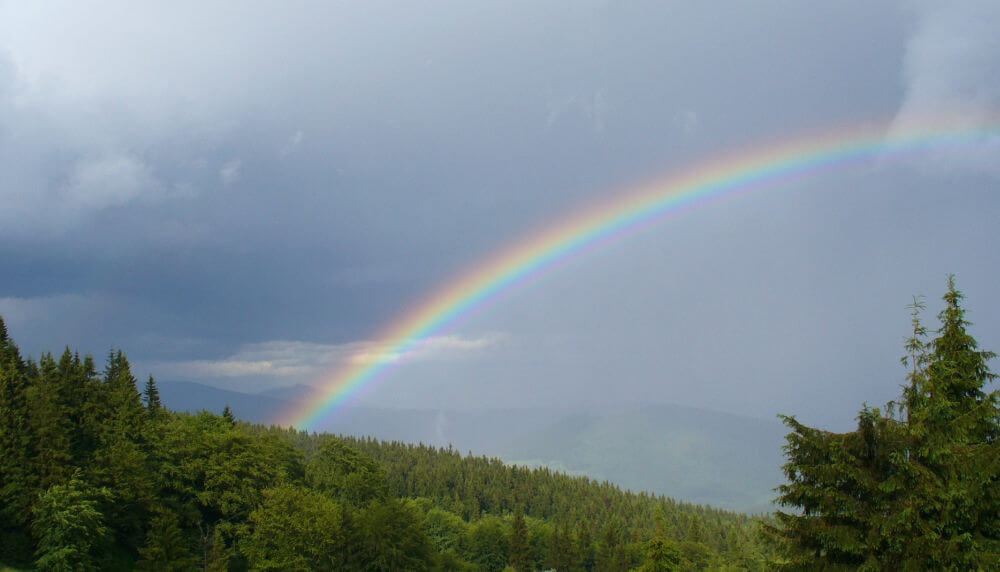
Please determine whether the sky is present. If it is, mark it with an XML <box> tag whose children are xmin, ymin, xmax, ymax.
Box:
<box><xmin>1</xmin><ymin>1</ymin><xmax>998</xmax><ymax>429</ymax></box>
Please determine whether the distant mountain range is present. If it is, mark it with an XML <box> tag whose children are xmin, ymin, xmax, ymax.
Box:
<box><xmin>157</xmin><ymin>380</ymin><xmax>786</xmax><ymax>513</ymax></box>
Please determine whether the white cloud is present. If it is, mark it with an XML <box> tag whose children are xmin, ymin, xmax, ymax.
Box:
<box><xmin>220</xmin><ymin>159</ymin><xmax>242</xmax><ymax>186</ymax></box>
<box><xmin>62</xmin><ymin>152</ymin><xmax>160</xmax><ymax>209</ymax></box>
<box><xmin>280</xmin><ymin>130</ymin><xmax>304</xmax><ymax>157</ymax></box>
<box><xmin>153</xmin><ymin>333</ymin><xmax>505</xmax><ymax>381</ymax></box>
<box><xmin>888</xmin><ymin>1</ymin><xmax>1000</xmax><ymax>173</ymax></box>
<box><xmin>544</xmin><ymin>90</ymin><xmax>611</xmax><ymax>133</ymax></box>
<box><xmin>673</xmin><ymin>109</ymin><xmax>699</xmax><ymax>136</ymax></box>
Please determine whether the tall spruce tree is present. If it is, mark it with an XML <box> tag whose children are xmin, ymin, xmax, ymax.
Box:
<box><xmin>774</xmin><ymin>278</ymin><xmax>999</xmax><ymax>569</ymax></box>
<box><xmin>509</xmin><ymin>509</ymin><xmax>532</xmax><ymax>572</ymax></box>
<box><xmin>93</xmin><ymin>350</ymin><xmax>154</xmax><ymax>553</ymax></box>
<box><xmin>32</xmin><ymin>469</ymin><xmax>112</xmax><ymax>572</ymax></box>
<box><xmin>143</xmin><ymin>375</ymin><xmax>162</xmax><ymax>416</ymax></box>
<box><xmin>900</xmin><ymin>276</ymin><xmax>999</xmax><ymax>567</ymax></box>
<box><xmin>0</xmin><ymin>316</ymin><xmax>36</xmax><ymax>562</ymax></box>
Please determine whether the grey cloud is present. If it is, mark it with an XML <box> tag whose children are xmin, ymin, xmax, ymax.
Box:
<box><xmin>148</xmin><ymin>334</ymin><xmax>505</xmax><ymax>392</ymax></box>
<box><xmin>219</xmin><ymin>159</ymin><xmax>241</xmax><ymax>186</ymax></box>
<box><xmin>889</xmin><ymin>1</ymin><xmax>1000</xmax><ymax>172</ymax></box>
<box><xmin>0</xmin><ymin>1</ymin><xmax>997</xmax><ymax>429</ymax></box>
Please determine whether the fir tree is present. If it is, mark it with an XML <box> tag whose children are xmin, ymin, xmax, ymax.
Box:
<box><xmin>222</xmin><ymin>404</ymin><xmax>236</xmax><ymax>426</ymax></box>
<box><xmin>28</xmin><ymin>353</ymin><xmax>75</xmax><ymax>491</ymax></box>
<box><xmin>144</xmin><ymin>375</ymin><xmax>163</xmax><ymax>416</ymax></box>
<box><xmin>94</xmin><ymin>350</ymin><xmax>153</xmax><ymax>552</ymax></box>
<box><xmin>774</xmin><ymin>278</ymin><xmax>999</xmax><ymax>568</ymax></box>
<box><xmin>31</xmin><ymin>469</ymin><xmax>112</xmax><ymax>572</ymax></box>
<box><xmin>135</xmin><ymin>509</ymin><xmax>200</xmax><ymax>571</ymax></box>
<box><xmin>900</xmin><ymin>276</ymin><xmax>999</xmax><ymax>567</ymax></box>
<box><xmin>0</xmin><ymin>316</ymin><xmax>35</xmax><ymax>562</ymax></box>
<box><xmin>509</xmin><ymin>509</ymin><xmax>532</xmax><ymax>572</ymax></box>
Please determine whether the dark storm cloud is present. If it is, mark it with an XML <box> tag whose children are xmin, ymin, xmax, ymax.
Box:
<box><xmin>0</xmin><ymin>1</ymin><xmax>997</xmax><ymax>423</ymax></box>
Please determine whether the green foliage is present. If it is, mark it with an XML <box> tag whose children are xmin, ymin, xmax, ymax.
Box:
<box><xmin>508</xmin><ymin>510</ymin><xmax>531</xmax><ymax>572</ymax></box>
<box><xmin>143</xmin><ymin>376</ymin><xmax>162</xmax><ymax>417</ymax></box>
<box><xmin>0</xmin><ymin>317</ymin><xmax>33</xmax><ymax>563</ymax></box>
<box><xmin>135</xmin><ymin>509</ymin><xmax>198</xmax><ymax>571</ymax></box>
<box><xmin>467</xmin><ymin>516</ymin><xmax>510</xmax><ymax>572</ymax></box>
<box><xmin>306</xmin><ymin>437</ymin><xmax>389</xmax><ymax>507</ymax></box>
<box><xmin>423</xmin><ymin>507</ymin><xmax>469</xmax><ymax>554</ymax></box>
<box><xmin>348</xmin><ymin>499</ymin><xmax>434</xmax><ymax>571</ymax></box>
<box><xmin>31</xmin><ymin>469</ymin><xmax>112</xmax><ymax>572</ymax></box>
<box><xmin>0</xmin><ymin>315</ymin><xmax>774</xmax><ymax>570</ymax></box>
<box><xmin>774</xmin><ymin>278</ymin><xmax>1000</xmax><ymax>569</ymax></box>
<box><xmin>243</xmin><ymin>485</ymin><xmax>345</xmax><ymax>571</ymax></box>
<box><xmin>638</xmin><ymin>536</ymin><xmax>683</xmax><ymax>571</ymax></box>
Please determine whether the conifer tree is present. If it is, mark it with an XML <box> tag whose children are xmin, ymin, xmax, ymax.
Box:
<box><xmin>135</xmin><ymin>508</ymin><xmax>200</xmax><ymax>571</ymax></box>
<box><xmin>32</xmin><ymin>469</ymin><xmax>112</xmax><ymax>572</ymax></box>
<box><xmin>94</xmin><ymin>350</ymin><xmax>153</xmax><ymax>552</ymax></box>
<box><xmin>0</xmin><ymin>316</ymin><xmax>35</xmax><ymax>562</ymax></box>
<box><xmin>222</xmin><ymin>404</ymin><xmax>236</xmax><ymax>426</ymax></box>
<box><xmin>638</xmin><ymin>508</ymin><xmax>683</xmax><ymax>571</ymax></box>
<box><xmin>509</xmin><ymin>509</ymin><xmax>532</xmax><ymax>572</ymax></box>
<box><xmin>899</xmin><ymin>276</ymin><xmax>999</xmax><ymax>567</ymax></box>
<box><xmin>28</xmin><ymin>353</ymin><xmax>75</xmax><ymax>491</ymax></box>
<box><xmin>144</xmin><ymin>375</ymin><xmax>163</xmax><ymax>416</ymax></box>
<box><xmin>595</xmin><ymin>520</ymin><xmax>629</xmax><ymax>572</ymax></box>
<box><xmin>774</xmin><ymin>278</ymin><xmax>999</xmax><ymax>568</ymax></box>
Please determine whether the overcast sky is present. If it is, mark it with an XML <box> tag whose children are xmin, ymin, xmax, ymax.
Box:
<box><xmin>1</xmin><ymin>1</ymin><xmax>998</xmax><ymax>429</ymax></box>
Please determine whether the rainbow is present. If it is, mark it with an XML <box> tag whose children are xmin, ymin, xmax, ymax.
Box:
<box><xmin>281</xmin><ymin>119</ymin><xmax>999</xmax><ymax>430</ymax></box>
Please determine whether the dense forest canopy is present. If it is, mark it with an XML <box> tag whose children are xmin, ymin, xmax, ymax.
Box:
<box><xmin>0</xmin><ymin>278</ymin><xmax>996</xmax><ymax>571</ymax></box>
<box><xmin>0</xmin><ymin>316</ymin><xmax>773</xmax><ymax>571</ymax></box>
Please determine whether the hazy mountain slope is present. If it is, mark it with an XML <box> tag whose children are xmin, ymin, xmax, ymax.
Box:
<box><xmin>159</xmin><ymin>381</ymin><xmax>786</xmax><ymax>512</ymax></box>
<box><xmin>499</xmin><ymin>404</ymin><xmax>787</xmax><ymax>513</ymax></box>
<box><xmin>158</xmin><ymin>381</ymin><xmax>556</xmax><ymax>453</ymax></box>
<box><xmin>157</xmin><ymin>380</ymin><xmax>292</xmax><ymax>422</ymax></box>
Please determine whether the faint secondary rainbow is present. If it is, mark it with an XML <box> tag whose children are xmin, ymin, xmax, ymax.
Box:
<box><xmin>283</xmin><ymin>118</ymin><xmax>999</xmax><ymax>430</ymax></box>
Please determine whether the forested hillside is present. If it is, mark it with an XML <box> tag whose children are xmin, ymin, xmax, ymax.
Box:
<box><xmin>0</xmin><ymin>316</ymin><xmax>774</xmax><ymax>571</ymax></box>
<box><xmin>153</xmin><ymin>379</ymin><xmax>784</xmax><ymax>514</ymax></box>
<box><xmin>2</xmin><ymin>278</ymin><xmax>995</xmax><ymax>570</ymax></box>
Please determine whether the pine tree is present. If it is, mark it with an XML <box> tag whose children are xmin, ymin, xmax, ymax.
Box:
<box><xmin>0</xmin><ymin>316</ymin><xmax>36</xmax><ymax>562</ymax></box>
<box><xmin>899</xmin><ymin>276</ymin><xmax>999</xmax><ymax>567</ymax></box>
<box><xmin>28</xmin><ymin>353</ymin><xmax>75</xmax><ymax>492</ymax></box>
<box><xmin>32</xmin><ymin>469</ymin><xmax>112</xmax><ymax>572</ymax></box>
<box><xmin>575</xmin><ymin>521</ymin><xmax>596</xmax><ymax>572</ymax></box>
<box><xmin>638</xmin><ymin>508</ymin><xmax>683</xmax><ymax>571</ymax></box>
<box><xmin>144</xmin><ymin>375</ymin><xmax>162</xmax><ymax>413</ymax></box>
<box><xmin>509</xmin><ymin>509</ymin><xmax>532</xmax><ymax>571</ymax></box>
<box><xmin>774</xmin><ymin>278</ymin><xmax>999</xmax><ymax>568</ymax></box>
<box><xmin>222</xmin><ymin>404</ymin><xmax>236</xmax><ymax>426</ymax></box>
<box><xmin>595</xmin><ymin>519</ymin><xmax>630</xmax><ymax>572</ymax></box>
<box><xmin>93</xmin><ymin>350</ymin><xmax>153</xmax><ymax>552</ymax></box>
<box><xmin>135</xmin><ymin>509</ymin><xmax>199</xmax><ymax>571</ymax></box>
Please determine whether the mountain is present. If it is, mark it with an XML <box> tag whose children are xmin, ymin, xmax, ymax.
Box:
<box><xmin>498</xmin><ymin>404</ymin><xmax>787</xmax><ymax>513</ymax></box>
<box><xmin>157</xmin><ymin>381</ymin><xmax>786</xmax><ymax>513</ymax></box>
<box><xmin>156</xmin><ymin>380</ymin><xmax>292</xmax><ymax>422</ymax></box>
<box><xmin>157</xmin><ymin>381</ymin><xmax>557</xmax><ymax>453</ymax></box>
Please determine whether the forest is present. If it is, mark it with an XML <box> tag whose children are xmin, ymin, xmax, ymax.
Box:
<box><xmin>0</xmin><ymin>278</ymin><xmax>996</xmax><ymax>571</ymax></box>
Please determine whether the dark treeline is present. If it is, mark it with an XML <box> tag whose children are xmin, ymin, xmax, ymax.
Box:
<box><xmin>0</xmin><ymin>315</ymin><xmax>773</xmax><ymax>571</ymax></box>
<box><xmin>1</xmin><ymin>277</ymin><xmax>995</xmax><ymax>570</ymax></box>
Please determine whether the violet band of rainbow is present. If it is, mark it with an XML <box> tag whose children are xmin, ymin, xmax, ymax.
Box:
<box><xmin>281</xmin><ymin>118</ymin><xmax>1000</xmax><ymax>430</ymax></box>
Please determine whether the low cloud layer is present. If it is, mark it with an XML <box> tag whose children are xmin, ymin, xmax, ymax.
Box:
<box><xmin>150</xmin><ymin>334</ymin><xmax>505</xmax><ymax>390</ymax></box>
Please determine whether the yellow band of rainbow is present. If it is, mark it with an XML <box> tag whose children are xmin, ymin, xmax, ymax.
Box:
<box><xmin>281</xmin><ymin>118</ymin><xmax>1000</xmax><ymax>430</ymax></box>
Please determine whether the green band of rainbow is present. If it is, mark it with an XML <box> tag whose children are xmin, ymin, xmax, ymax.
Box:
<box><xmin>281</xmin><ymin>119</ymin><xmax>999</xmax><ymax>430</ymax></box>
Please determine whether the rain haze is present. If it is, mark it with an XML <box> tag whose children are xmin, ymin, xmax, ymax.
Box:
<box><xmin>2</xmin><ymin>0</ymin><xmax>999</xmax><ymax>446</ymax></box>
